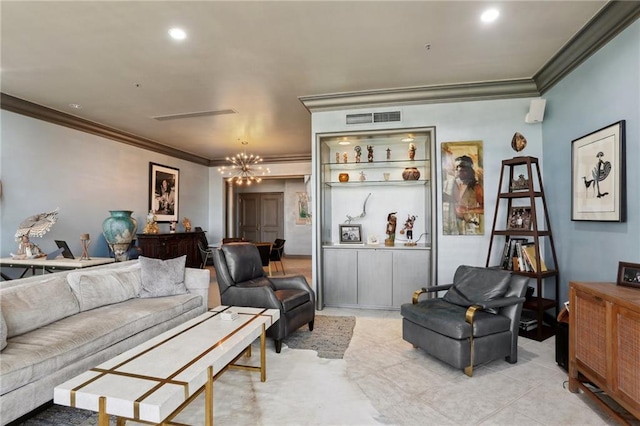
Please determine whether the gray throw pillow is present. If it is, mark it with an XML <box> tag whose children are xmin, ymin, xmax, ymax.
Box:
<box><xmin>139</xmin><ymin>255</ymin><xmax>188</xmax><ymax>298</ymax></box>
<box><xmin>443</xmin><ymin>265</ymin><xmax>512</xmax><ymax>311</ymax></box>
<box><xmin>0</xmin><ymin>311</ymin><xmax>7</xmax><ymax>351</ymax></box>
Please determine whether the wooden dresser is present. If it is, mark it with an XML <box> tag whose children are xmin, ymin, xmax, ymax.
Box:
<box><xmin>136</xmin><ymin>232</ymin><xmax>204</xmax><ymax>268</ymax></box>
<box><xmin>569</xmin><ymin>281</ymin><xmax>640</xmax><ymax>422</ymax></box>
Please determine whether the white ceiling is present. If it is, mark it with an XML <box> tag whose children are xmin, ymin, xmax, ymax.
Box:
<box><xmin>1</xmin><ymin>1</ymin><xmax>609</xmax><ymax>163</ymax></box>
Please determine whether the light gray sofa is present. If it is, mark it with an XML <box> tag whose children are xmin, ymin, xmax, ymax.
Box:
<box><xmin>0</xmin><ymin>259</ymin><xmax>210</xmax><ymax>425</ymax></box>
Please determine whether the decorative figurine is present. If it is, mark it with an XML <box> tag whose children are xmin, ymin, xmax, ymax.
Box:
<box><xmin>143</xmin><ymin>210</ymin><xmax>159</xmax><ymax>234</ymax></box>
<box><xmin>510</xmin><ymin>174</ymin><xmax>529</xmax><ymax>191</ymax></box>
<box><xmin>169</xmin><ymin>221</ymin><xmax>177</xmax><ymax>233</ymax></box>
<box><xmin>359</xmin><ymin>171</ymin><xmax>366</xmax><ymax>181</ymax></box>
<box><xmin>385</xmin><ymin>212</ymin><xmax>397</xmax><ymax>246</ymax></box>
<box><xmin>367</xmin><ymin>145</ymin><xmax>374</xmax><ymax>162</ymax></box>
<box><xmin>386</xmin><ymin>148</ymin><xmax>391</xmax><ymax>160</ymax></box>
<box><xmin>354</xmin><ymin>145</ymin><xmax>362</xmax><ymax>163</ymax></box>
<box><xmin>400</xmin><ymin>214</ymin><xmax>417</xmax><ymax>246</ymax></box>
<box><xmin>182</xmin><ymin>217</ymin><xmax>192</xmax><ymax>232</ymax></box>
<box><xmin>343</xmin><ymin>152</ymin><xmax>348</xmax><ymax>163</ymax></box>
<box><xmin>15</xmin><ymin>235</ymin><xmax>45</xmax><ymax>259</ymax></box>
<box><xmin>80</xmin><ymin>233</ymin><xmax>91</xmax><ymax>260</ymax></box>
<box><xmin>409</xmin><ymin>143</ymin><xmax>416</xmax><ymax>160</ymax></box>
<box><xmin>335</xmin><ymin>152</ymin><xmax>340</xmax><ymax>164</ymax></box>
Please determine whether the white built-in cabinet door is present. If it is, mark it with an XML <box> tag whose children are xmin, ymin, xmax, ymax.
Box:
<box><xmin>322</xmin><ymin>249</ymin><xmax>357</xmax><ymax>306</ymax></box>
<box><xmin>392</xmin><ymin>250</ymin><xmax>430</xmax><ymax>307</ymax></box>
<box><xmin>357</xmin><ymin>249</ymin><xmax>393</xmax><ymax>307</ymax></box>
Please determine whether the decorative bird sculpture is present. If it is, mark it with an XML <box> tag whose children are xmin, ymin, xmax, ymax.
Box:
<box><xmin>346</xmin><ymin>193</ymin><xmax>372</xmax><ymax>224</ymax></box>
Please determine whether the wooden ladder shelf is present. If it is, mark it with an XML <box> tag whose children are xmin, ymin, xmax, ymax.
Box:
<box><xmin>486</xmin><ymin>156</ymin><xmax>560</xmax><ymax>341</ymax></box>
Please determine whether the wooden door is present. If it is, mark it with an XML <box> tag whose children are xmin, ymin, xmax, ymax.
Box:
<box><xmin>238</xmin><ymin>192</ymin><xmax>284</xmax><ymax>242</ymax></box>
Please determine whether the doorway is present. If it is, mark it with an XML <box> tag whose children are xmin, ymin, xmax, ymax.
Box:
<box><xmin>238</xmin><ymin>192</ymin><xmax>284</xmax><ymax>242</ymax></box>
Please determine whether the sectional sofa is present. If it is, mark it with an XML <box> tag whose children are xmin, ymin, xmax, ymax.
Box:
<box><xmin>0</xmin><ymin>257</ymin><xmax>210</xmax><ymax>425</ymax></box>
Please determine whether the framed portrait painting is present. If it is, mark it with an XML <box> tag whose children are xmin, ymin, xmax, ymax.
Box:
<box><xmin>441</xmin><ymin>141</ymin><xmax>484</xmax><ymax>235</ymax></box>
<box><xmin>149</xmin><ymin>162</ymin><xmax>179</xmax><ymax>222</ymax></box>
<box><xmin>571</xmin><ymin>121</ymin><xmax>625</xmax><ymax>222</ymax></box>
<box><xmin>339</xmin><ymin>224</ymin><xmax>362</xmax><ymax>244</ymax></box>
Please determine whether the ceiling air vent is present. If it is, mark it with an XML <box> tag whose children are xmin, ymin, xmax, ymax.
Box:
<box><xmin>346</xmin><ymin>111</ymin><xmax>401</xmax><ymax>125</ymax></box>
<box><xmin>346</xmin><ymin>113</ymin><xmax>373</xmax><ymax>125</ymax></box>
<box><xmin>152</xmin><ymin>109</ymin><xmax>237</xmax><ymax>121</ymax></box>
<box><xmin>374</xmin><ymin>111</ymin><xmax>401</xmax><ymax>123</ymax></box>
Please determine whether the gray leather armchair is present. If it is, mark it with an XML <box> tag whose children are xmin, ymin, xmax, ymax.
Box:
<box><xmin>401</xmin><ymin>265</ymin><xmax>528</xmax><ymax>376</ymax></box>
<box><xmin>213</xmin><ymin>242</ymin><xmax>315</xmax><ymax>353</ymax></box>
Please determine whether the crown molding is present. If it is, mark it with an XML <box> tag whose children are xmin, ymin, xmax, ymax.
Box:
<box><xmin>0</xmin><ymin>93</ymin><xmax>211</xmax><ymax>166</ymax></box>
<box><xmin>299</xmin><ymin>79</ymin><xmax>540</xmax><ymax>112</ymax></box>
<box><xmin>534</xmin><ymin>1</ymin><xmax>640</xmax><ymax>94</ymax></box>
<box><xmin>209</xmin><ymin>153</ymin><xmax>312</xmax><ymax>167</ymax></box>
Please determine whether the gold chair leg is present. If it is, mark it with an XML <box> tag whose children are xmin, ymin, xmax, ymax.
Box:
<box><xmin>464</xmin><ymin>305</ymin><xmax>481</xmax><ymax>377</ymax></box>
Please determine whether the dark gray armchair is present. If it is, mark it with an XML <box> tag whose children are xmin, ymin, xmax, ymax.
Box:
<box><xmin>401</xmin><ymin>265</ymin><xmax>528</xmax><ymax>376</ymax></box>
<box><xmin>213</xmin><ymin>242</ymin><xmax>315</xmax><ymax>353</ymax></box>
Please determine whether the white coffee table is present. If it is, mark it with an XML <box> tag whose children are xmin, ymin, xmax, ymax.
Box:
<box><xmin>54</xmin><ymin>306</ymin><xmax>279</xmax><ymax>425</ymax></box>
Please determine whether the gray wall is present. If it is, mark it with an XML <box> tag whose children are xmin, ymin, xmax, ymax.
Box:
<box><xmin>0</xmin><ymin>110</ymin><xmax>210</xmax><ymax>264</ymax></box>
<box><xmin>542</xmin><ymin>20</ymin><xmax>640</xmax><ymax>303</ymax></box>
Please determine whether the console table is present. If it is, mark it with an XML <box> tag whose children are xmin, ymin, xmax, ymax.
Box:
<box><xmin>136</xmin><ymin>231</ymin><xmax>204</xmax><ymax>268</ymax></box>
<box><xmin>569</xmin><ymin>281</ymin><xmax>640</xmax><ymax>422</ymax></box>
<box><xmin>0</xmin><ymin>257</ymin><xmax>114</xmax><ymax>280</ymax></box>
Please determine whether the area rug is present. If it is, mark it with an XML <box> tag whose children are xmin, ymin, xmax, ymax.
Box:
<box><xmin>282</xmin><ymin>315</ymin><xmax>356</xmax><ymax>359</ymax></box>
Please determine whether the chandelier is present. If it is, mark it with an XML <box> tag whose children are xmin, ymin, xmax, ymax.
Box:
<box><xmin>218</xmin><ymin>141</ymin><xmax>270</xmax><ymax>185</ymax></box>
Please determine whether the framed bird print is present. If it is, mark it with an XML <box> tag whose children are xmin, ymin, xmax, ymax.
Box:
<box><xmin>571</xmin><ymin>121</ymin><xmax>625</xmax><ymax>222</ymax></box>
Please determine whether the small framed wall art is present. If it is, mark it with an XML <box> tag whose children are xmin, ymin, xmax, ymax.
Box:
<box><xmin>339</xmin><ymin>224</ymin><xmax>362</xmax><ymax>244</ymax></box>
<box><xmin>149</xmin><ymin>162</ymin><xmax>179</xmax><ymax>222</ymax></box>
<box><xmin>571</xmin><ymin>120</ymin><xmax>625</xmax><ymax>222</ymax></box>
<box><xmin>617</xmin><ymin>261</ymin><xmax>640</xmax><ymax>289</ymax></box>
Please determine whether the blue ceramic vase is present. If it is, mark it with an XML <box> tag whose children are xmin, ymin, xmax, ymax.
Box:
<box><xmin>102</xmin><ymin>210</ymin><xmax>138</xmax><ymax>261</ymax></box>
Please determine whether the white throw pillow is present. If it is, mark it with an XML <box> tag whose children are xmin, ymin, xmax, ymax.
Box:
<box><xmin>138</xmin><ymin>256</ymin><xmax>188</xmax><ymax>298</ymax></box>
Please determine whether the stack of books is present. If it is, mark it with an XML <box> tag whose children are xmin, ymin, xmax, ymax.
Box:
<box><xmin>500</xmin><ymin>239</ymin><xmax>547</xmax><ymax>272</ymax></box>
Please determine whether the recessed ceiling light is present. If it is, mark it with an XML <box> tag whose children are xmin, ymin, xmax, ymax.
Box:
<box><xmin>481</xmin><ymin>8</ymin><xmax>500</xmax><ymax>23</ymax></box>
<box><xmin>69</xmin><ymin>103</ymin><xmax>82</xmax><ymax>109</ymax></box>
<box><xmin>401</xmin><ymin>137</ymin><xmax>414</xmax><ymax>143</ymax></box>
<box><xmin>168</xmin><ymin>28</ymin><xmax>187</xmax><ymax>40</ymax></box>
<box><xmin>338</xmin><ymin>141</ymin><xmax>351</xmax><ymax>145</ymax></box>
